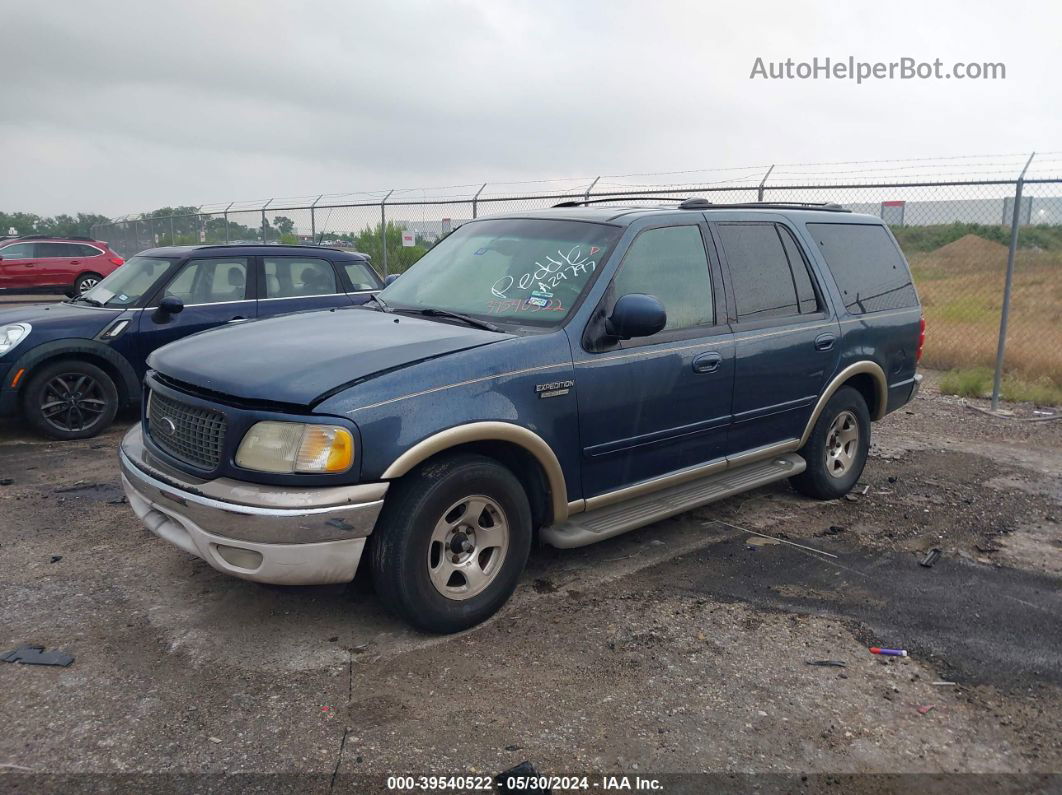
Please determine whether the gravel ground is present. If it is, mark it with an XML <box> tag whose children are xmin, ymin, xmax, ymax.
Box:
<box><xmin>0</xmin><ymin>375</ymin><xmax>1059</xmax><ymax>791</ymax></box>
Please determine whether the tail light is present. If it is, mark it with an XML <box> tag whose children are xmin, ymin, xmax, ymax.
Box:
<box><xmin>915</xmin><ymin>315</ymin><xmax>926</xmax><ymax>363</ymax></box>
<box><xmin>109</xmin><ymin>257</ymin><xmax>124</xmax><ymax>266</ymax></box>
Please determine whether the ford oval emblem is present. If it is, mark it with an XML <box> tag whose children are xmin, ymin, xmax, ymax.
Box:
<box><xmin>159</xmin><ymin>417</ymin><xmax>177</xmax><ymax>436</ymax></box>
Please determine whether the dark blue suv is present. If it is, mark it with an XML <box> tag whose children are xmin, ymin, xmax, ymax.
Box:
<box><xmin>0</xmin><ymin>244</ymin><xmax>381</xmax><ymax>439</ymax></box>
<box><xmin>118</xmin><ymin>201</ymin><xmax>923</xmax><ymax>633</ymax></box>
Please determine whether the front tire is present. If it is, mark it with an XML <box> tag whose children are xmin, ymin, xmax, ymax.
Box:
<box><xmin>22</xmin><ymin>360</ymin><xmax>119</xmax><ymax>440</ymax></box>
<box><xmin>369</xmin><ymin>453</ymin><xmax>532</xmax><ymax>633</ymax></box>
<box><xmin>790</xmin><ymin>386</ymin><xmax>870</xmax><ymax>500</ymax></box>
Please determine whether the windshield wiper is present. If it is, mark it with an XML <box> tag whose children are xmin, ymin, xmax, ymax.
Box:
<box><xmin>68</xmin><ymin>294</ymin><xmax>103</xmax><ymax>307</ymax></box>
<box><xmin>366</xmin><ymin>293</ymin><xmax>391</xmax><ymax>312</ymax></box>
<box><xmin>409</xmin><ymin>308</ymin><xmax>501</xmax><ymax>332</ymax></box>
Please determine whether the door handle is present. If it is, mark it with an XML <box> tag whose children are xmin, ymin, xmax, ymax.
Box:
<box><xmin>70</xmin><ymin>260</ymin><xmax>80</xmax><ymax>265</ymax></box>
<box><xmin>814</xmin><ymin>333</ymin><xmax>835</xmax><ymax>351</ymax></box>
<box><xmin>692</xmin><ymin>351</ymin><xmax>723</xmax><ymax>373</ymax></box>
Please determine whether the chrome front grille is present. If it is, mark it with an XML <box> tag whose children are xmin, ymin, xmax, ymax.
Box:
<box><xmin>146</xmin><ymin>389</ymin><xmax>227</xmax><ymax>470</ymax></box>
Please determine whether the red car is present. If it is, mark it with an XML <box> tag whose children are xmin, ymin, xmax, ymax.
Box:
<box><xmin>0</xmin><ymin>236</ymin><xmax>125</xmax><ymax>294</ymax></box>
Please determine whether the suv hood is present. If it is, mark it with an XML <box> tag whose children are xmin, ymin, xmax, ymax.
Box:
<box><xmin>149</xmin><ymin>306</ymin><xmax>513</xmax><ymax>406</ymax></box>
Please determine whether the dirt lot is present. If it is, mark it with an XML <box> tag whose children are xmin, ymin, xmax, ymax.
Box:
<box><xmin>0</xmin><ymin>375</ymin><xmax>1060</xmax><ymax>792</ymax></box>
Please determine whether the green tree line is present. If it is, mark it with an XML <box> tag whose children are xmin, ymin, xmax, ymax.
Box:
<box><xmin>1</xmin><ymin>210</ymin><xmax>112</xmax><ymax>238</ymax></box>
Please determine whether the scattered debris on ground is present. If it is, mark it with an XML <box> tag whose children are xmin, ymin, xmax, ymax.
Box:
<box><xmin>0</xmin><ymin>644</ymin><xmax>74</xmax><ymax>667</ymax></box>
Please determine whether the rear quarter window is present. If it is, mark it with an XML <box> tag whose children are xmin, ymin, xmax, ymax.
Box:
<box><xmin>806</xmin><ymin>223</ymin><xmax>918</xmax><ymax>314</ymax></box>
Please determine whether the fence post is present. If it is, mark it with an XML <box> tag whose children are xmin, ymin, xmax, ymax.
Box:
<box><xmin>380</xmin><ymin>190</ymin><xmax>394</xmax><ymax>276</ymax></box>
<box><xmin>222</xmin><ymin>202</ymin><xmax>233</xmax><ymax>243</ymax></box>
<box><xmin>584</xmin><ymin>176</ymin><xmax>601</xmax><ymax>202</ymax></box>
<box><xmin>757</xmin><ymin>164</ymin><xmax>775</xmax><ymax>202</ymax></box>
<box><xmin>991</xmin><ymin>152</ymin><xmax>1036</xmax><ymax>410</ymax></box>
<box><xmin>472</xmin><ymin>183</ymin><xmax>486</xmax><ymax>219</ymax></box>
<box><xmin>310</xmin><ymin>195</ymin><xmax>323</xmax><ymax>245</ymax></box>
<box><xmin>169</xmin><ymin>215</ymin><xmax>175</xmax><ymax>245</ymax></box>
<box><xmin>261</xmin><ymin>199</ymin><xmax>273</xmax><ymax>244</ymax></box>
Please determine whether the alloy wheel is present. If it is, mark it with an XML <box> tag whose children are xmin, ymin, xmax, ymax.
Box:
<box><xmin>40</xmin><ymin>373</ymin><xmax>108</xmax><ymax>433</ymax></box>
<box><xmin>427</xmin><ymin>495</ymin><xmax>510</xmax><ymax>601</ymax></box>
<box><xmin>824</xmin><ymin>409</ymin><xmax>859</xmax><ymax>478</ymax></box>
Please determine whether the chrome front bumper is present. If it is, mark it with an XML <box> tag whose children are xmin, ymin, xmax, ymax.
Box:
<box><xmin>119</xmin><ymin>425</ymin><xmax>387</xmax><ymax>585</ymax></box>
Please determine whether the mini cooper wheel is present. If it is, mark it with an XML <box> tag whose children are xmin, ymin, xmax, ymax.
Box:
<box><xmin>22</xmin><ymin>360</ymin><xmax>119</xmax><ymax>440</ymax></box>
<box><xmin>74</xmin><ymin>272</ymin><xmax>103</xmax><ymax>294</ymax></box>
<box><xmin>790</xmin><ymin>385</ymin><xmax>871</xmax><ymax>500</ymax></box>
<box><xmin>369</xmin><ymin>453</ymin><xmax>532</xmax><ymax>633</ymax></box>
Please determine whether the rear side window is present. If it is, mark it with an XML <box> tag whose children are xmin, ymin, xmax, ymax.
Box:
<box><xmin>72</xmin><ymin>244</ymin><xmax>102</xmax><ymax>257</ymax></box>
<box><xmin>263</xmin><ymin>257</ymin><xmax>339</xmax><ymax>298</ymax></box>
<box><xmin>807</xmin><ymin>223</ymin><xmax>918</xmax><ymax>314</ymax></box>
<box><xmin>718</xmin><ymin>223</ymin><xmax>821</xmax><ymax>322</ymax></box>
<box><xmin>38</xmin><ymin>243</ymin><xmax>75</xmax><ymax>258</ymax></box>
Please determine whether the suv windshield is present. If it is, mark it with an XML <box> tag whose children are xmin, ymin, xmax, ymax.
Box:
<box><xmin>81</xmin><ymin>256</ymin><xmax>175</xmax><ymax>307</ymax></box>
<box><xmin>379</xmin><ymin>218</ymin><xmax>621</xmax><ymax>327</ymax></box>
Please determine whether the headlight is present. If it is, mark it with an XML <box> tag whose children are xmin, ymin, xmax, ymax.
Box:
<box><xmin>236</xmin><ymin>421</ymin><xmax>354</xmax><ymax>474</ymax></box>
<box><xmin>0</xmin><ymin>323</ymin><xmax>31</xmax><ymax>358</ymax></box>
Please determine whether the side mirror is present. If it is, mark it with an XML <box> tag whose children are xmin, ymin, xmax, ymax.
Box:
<box><xmin>605</xmin><ymin>294</ymin><xmax>667</xmax><ymax>340</ymax></box>
<box><xmin>63</xmin><ymin>287</ymin><xmax>77</xmax><ymax>299</ymax></box>
<box><xmin>384</xmin><ymin>273</ymin><xmax>400</xmax><ymax>286</ymax></box>
<box><xmin>152</xmin><ymin>295</ymin><xmax>184</xmax><ymax>324</ymax></box>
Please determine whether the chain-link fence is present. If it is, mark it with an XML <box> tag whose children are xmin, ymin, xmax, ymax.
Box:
<box><xmin>90</xmin><ymin>154</ymin><xmax>1062</xmax><ymax>404</ymax></box>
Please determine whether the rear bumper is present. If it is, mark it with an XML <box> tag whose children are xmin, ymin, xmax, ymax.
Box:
<box><xmin>119</xmin><ymin>425</ymin><xmax>387</xmax><ymax>585</ymax></box>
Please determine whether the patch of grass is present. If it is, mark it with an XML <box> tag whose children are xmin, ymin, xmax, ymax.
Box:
<box><xmin>891</xmin><ymin>222</ymin><xmax>1062</xmax><ymax>253</ymax></box>
<box><xmin>939</xmin><ymin>367</ymin><xmax>994</xmax><ymax>398</ymax></box>
<box><xmin>938</xmin><ymin>367</ymin><xmax>1062</xmax><ymax>406</ymax></box>
<box><xmin>1002</xmin><ymin>376</ymin><xmax>1062</xmax><ymax>406</ymax></box>
<box><xmin>933</xmin><ymin>297</ymin><xmax>997</xmax><ymax>325</ymax></box>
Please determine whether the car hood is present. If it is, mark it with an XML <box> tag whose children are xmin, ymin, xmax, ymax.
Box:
<box><xmin>149</xmin><ymin>307</ymin><xmax>514</xmax><ymax>406</ymax></box>
<box><xmin>0</xmin><ymin>301</ymin><xmax>121</xmax><ymax>336</ymax></box>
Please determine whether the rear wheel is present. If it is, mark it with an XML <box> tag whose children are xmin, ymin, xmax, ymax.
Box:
<box><xmin>22</xmin><ymin>360</ymin><xmax>118</xmax><ymax>440</ymax></box>
<box><xmin>369</xmin><ymin>454</ymin><xmax>532</xmax><ymax>633</ymax></box>
<box><xmin>74</xmin><ymin>272</ymin><xmax>102</xmax><ymax>293</ymax></box>
<box><xmin>790</xmin><ymin>386</ymin><xmax>870</xmax><ymax>500</ymax></box>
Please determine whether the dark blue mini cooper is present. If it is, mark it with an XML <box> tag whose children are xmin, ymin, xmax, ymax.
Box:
<box><xmin>118</xmin><ymin>200</ymin><xmax>923</xmax><ymax>633</ymax></box>
<box><xmin>0</xmin><ymin>244</ymin><xmax>381</xmax><ymax>439</ymax></box>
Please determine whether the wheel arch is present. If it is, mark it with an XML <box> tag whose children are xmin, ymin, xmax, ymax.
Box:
<box><xmin>799</xmin><ymin>361</ymin><xmax>887</xmax><ymax>447</ymax></box>
<box><xmin>12</xmin><ymin>340</ymin><xmax>140</xmax><ymax>408</ymax></box>
<box><xmin>380</xmin><ymin>422</ymin><xmax>568</xmax><ymax>525</ymax></box>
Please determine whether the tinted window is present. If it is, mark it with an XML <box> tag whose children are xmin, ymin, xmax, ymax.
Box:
<box><xmin>39</xmin><ymin>243</ymin><xmax>75</xmax><ymax>258</ymax></box>
<box><xmin>807</xmin><ymin>223</ymin><xmax>918</xmax><ymax>314</ymax></box>
<box><xmin>72</xmin><ymin>244</ymin><xmax>102</xmax><ymax>257</ymax></box>
<box><xmin>0</xmin><ymin>243</ymin><xmax>35</xmax><ymax>258</ymax></box>
<box><xmin>718</xmin><ymin>223</ymin><xmax>799</xmax><ymax>321</ymax></box>
<box><xmin>263</xmin><ymin>257</ymin><xmax>338</xmax><ymax>298</ymax></box>
<box><xmin>343</xmin><ymin>261</ymin><xmax>378</xmax><ymax>291</ymax></box>
<box><xmin>165</xmin><ymin>258</ymin><xmax>249</xmax><ymax>304</ymax></box>
<box><xmin>777</xmin><ymin>226</ymin><xmax>820</xmax><ymax>314</ymax></box>
<box><xmin>612</xmin><ymin>225</ymin><xmax>713</xmax><ymax>331</ymax></box>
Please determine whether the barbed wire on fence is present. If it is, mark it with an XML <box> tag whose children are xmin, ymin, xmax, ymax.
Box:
<box><xmin>88</xmin><ymin>153</ymin><xmax>1062</xmax><ymax>406</ymax></box>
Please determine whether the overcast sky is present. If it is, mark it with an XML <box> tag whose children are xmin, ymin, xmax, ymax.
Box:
<box><xmin>2</xmin><ymin>0</ymin><xmax>1059</xmax><ymax>217</ymax></box>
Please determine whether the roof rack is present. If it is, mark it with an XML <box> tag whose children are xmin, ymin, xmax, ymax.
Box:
<box><xmin>552</xmin><ymin>196</ymin><xmax>850</xmax><ymax>213</ymax></box>
<box><xmin>552</xmin><ymin>197</ymin><xmax>681</xmax><ymax>208</ymax></box>
<box><xmin>8</xmin><ymin>234</ymin><xmax>100</xmax><ymax>241</ymax></box>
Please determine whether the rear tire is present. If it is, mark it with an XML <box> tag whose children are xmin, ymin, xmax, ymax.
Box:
<box><xmin>369</xmin><ymin>453</ymin><xmax>532</xmax><ymax>633</ymax></box>
<box><xmin>74</xmin><ymin>272</ymin><xmax>102</xmax><ymax>293</ymax></box>
<box><xmin>22</xmin><ymin>360</ymin><xmax>119</xmax><ymax>440</ymax></box>
<box><xmin>790</xmin><ymin>386</ymin><xmax>870</xmax><ymax>500</ymax></box>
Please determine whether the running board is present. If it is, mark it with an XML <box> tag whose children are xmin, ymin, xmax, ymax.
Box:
<box><xmin>541</xmin><ymin>453</ymin><xmax>806</xmax><ymax>549</ymax></box>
